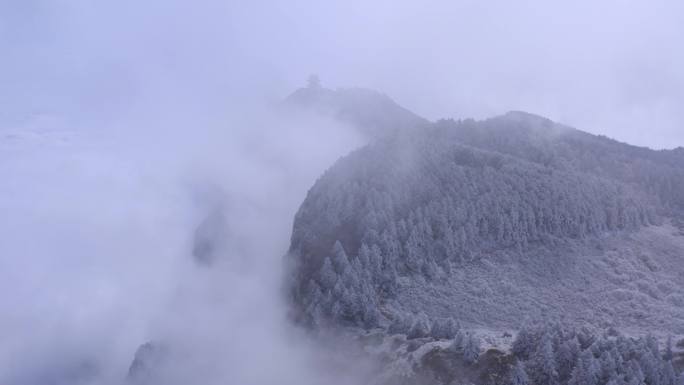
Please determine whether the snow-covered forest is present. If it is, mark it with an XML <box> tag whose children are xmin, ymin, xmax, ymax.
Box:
<box><xmin>355</xmin><ymin>321</ymin><xmax>684</xmax><ymax>385</ymax></box>
<box><xmin>508</xmin><ymin>322</ymin><xmax>681</xmax><ymax>385</ymax></box>
<box><xmin>289</xmin><ymin>113</ymin><xmax>684</xmax><ymax>333</ymax></box>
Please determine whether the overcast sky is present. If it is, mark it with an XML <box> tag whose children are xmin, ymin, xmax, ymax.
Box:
<box><xmin>2</xmin><ymin>0</ymin><xmax>684</xmax><ymax>148</ymax></box>
<box><xmin>1</xmin><ymin>2</ymin><xmax>684</xmax><ymax>383</ymax></box>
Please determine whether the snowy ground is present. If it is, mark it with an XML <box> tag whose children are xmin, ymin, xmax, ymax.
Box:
<box><xmin>388</xmin><ymin>223</ymin><xmax>684</xmax><ymax>337</ymax></box>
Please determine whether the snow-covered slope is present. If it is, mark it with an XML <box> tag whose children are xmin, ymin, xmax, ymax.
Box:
<box><xmin>286</xmin><ymin>112</ymin><xmax>684</xmax><ymax>337</ymax></box>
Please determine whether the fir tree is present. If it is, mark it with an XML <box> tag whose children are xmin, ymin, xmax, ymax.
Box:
<box><xmin>510</xmin><ymin>360</ymin><xmax>530</xmax><ymax>385</ymax></box>
<box><xmin>527</xmin><ymin>335</ymin><xmax>559</xmax><ymax>385</ymax></box>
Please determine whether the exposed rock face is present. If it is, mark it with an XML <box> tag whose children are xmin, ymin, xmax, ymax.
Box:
<box><xmin>287</xmin><ymin>111</ymin><xmax>684</xmax><ymax>336</ymax></box>
<box><xmin>127</xmin><ymin>342</ymin><xmax>168</xmax><ymax>384</ymax></box>
<box><xmin>192</xmin><ymin>208</ymin><xmax>228</xmax><ymax>266</ymax></box>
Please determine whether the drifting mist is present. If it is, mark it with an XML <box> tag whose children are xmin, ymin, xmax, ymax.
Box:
<box><xmin>1</xmin><ymin>1</ymin><xmax>683</xmax><ymax>384</ymax></box>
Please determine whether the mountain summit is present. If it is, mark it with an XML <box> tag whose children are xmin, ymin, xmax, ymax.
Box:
<box><xmin>283</xmin><ymin>80</ymin><xmax>429</xmax><ymax>139</ymax></box>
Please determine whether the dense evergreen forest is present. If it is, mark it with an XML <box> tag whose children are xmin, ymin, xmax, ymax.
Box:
<box><xmin>287</xmin><ymin>112</ymin><xmax>684</xmax><ymax>336</ymax></box>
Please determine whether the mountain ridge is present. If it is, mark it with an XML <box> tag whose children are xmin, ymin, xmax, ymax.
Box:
<box><xmin>286</xmin><ymin>86</ymin><xmax>684</xmax><ymax>339</ymax></box>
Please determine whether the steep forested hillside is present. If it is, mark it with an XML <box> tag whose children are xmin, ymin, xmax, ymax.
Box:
<box><xmin>286</xmin><ymin>112</ymin><xmax>684</xmax><ymax>338</ymax></box>
<box><xmin>438</xmin><ymin>112</ymin><xmax>684</xmax><ymax>217</ymax></box>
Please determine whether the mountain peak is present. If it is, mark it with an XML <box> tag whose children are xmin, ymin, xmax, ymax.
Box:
<box><xmin>282</xmin><ymin>84</ymin><xmax>428</xmax><ymax>139</ymax></box>
<box><xmin>501</xmin><ymin>110</ymin><xmax>553</xmax><ymax>124</ymax></box>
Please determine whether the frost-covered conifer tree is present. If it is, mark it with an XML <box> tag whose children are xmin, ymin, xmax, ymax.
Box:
<box><xmin>510</xmin><ymin>360</ymin><xmax>530</xmax><ymax>385</ymax></box>
<box><xmin>512</xmin><ymin>324</ymin><xmax>539</xmax><ymax>360</ymax></box>
<box><xmin>661</xmin><ymin>361</ymin><xmax>677</xmax><ymax>385</ymax></box>
<box><xmin>664</xmin><ymin>336</ymin><xmax>674</xmax><ymax>362</ymax></box>
<box><xmin>557</xmin><ymin>337</ymin><xmax>581</xmax><ymax>381</ymax></box>
<box><xmin>450</xmin><ymin>330</ymin><xmax>466</xmax><ymax>353</ymax></box>
<box><xmin>388</xmin><ymin>313</ymin><xmax>413</xmax><ymax>335</ymax></box>
<box><xmin>407</xmin><ymin>312</ymin><xmax>431</xmax><ymax>339</ymax></box>
<box><xmin>318</xmin><ymin>257</ymin><xmax>337</xmax><ymax>290</ymax></box>
<box><xmin>431</xmin><ymin>317</ymin><xmax>459</xmax><ymax>340</ymax></box>
<box><xmin>526</xmin><ymin>335</ymin><xmax>559</xmax><ymax>385</ymax></box>
<box><xmin>331</xmin><ymin>241</ymin><xmax>351</xmax><ymax>274</ymax></box>
<box><xmin>462</xmin><ymin>333</ymin><xmax>481</xmax><ymax>364</ymax></box>
<box><xmin>568</xmin><ymin>355</ymin><xmax>596</xmax><ymax>385</ymax></box>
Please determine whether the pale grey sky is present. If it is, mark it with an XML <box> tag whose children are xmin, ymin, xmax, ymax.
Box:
<box><xmin>1</xmin><ymin>0</ymin><xmax>683</xmax><ymax>147</ymax></box>
<box><xmin>1</xmin><ymin>2</ymin><xmax>684</xmax><ymax>383</ymax></box>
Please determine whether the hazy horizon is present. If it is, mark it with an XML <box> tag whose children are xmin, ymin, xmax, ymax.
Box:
<box><xmin>2</xmin><ymin>1</ymin><xmax>684</xmax><ymax>149</ymax></box>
